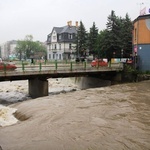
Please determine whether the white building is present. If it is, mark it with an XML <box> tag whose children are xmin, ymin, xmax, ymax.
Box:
<box><xmin>47</xmin><ymin>21</ymin><xmax>78</xmax><ymax>60</ymax></box>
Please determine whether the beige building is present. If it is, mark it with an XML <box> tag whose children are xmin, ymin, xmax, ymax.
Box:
<box><xmin>0</xmin><ymin>40</ymin><xmax>17</xmax><ymax>60</ymax></box>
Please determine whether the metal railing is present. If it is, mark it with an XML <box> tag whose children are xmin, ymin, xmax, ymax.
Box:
<box><xmin>0</xmin><ymin>61</ymin><xmax>124</xmax><ymax>75</ymax></box>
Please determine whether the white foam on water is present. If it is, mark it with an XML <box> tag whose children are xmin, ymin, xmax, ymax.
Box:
<box><xmin>0</xmin><ymin>92</ymin><xmax>28</xmax><ymax>102</ymax></box>
<box><xmin>0</xmin><ymin>78</ymin><xmax>78</xmax><ymax>127</ymax></box>
<box><xmin>0</xmin><ymin>105</ymin><xmax>18</xmax><ymax>127</ymax></box>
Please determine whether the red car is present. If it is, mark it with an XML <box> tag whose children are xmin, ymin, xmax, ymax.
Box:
<box><xmin>0</xmin><ymin>62</ymin><xmax>17</xmax><ymax>70</ymax></box>
<box><xmin>91</xmin><ymin>59</ymin><xmax>108</xmax><ymax>67</ymax></box>
<box><xmin>126</xmin><ymin>59</ymin><xmax>133</xmax><ymax>64</ymax></box>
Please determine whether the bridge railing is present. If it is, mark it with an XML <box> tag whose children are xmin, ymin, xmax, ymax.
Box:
<box><xmin>0</xmin><ymin>61</ymin><xmax>123</xmax><ymax>75</ymax></box>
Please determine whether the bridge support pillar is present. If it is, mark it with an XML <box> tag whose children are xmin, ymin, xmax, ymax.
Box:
<box><xmin>29</xmin><ymin>78</ymin><xmax>48</xmax><ymax>98</ymax></box>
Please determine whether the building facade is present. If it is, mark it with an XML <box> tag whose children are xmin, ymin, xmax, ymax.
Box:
<box><xmin>0</xmin><ymin>40</ymin><xmax>17</xmax><ymax>60</ymax></box>
<box><xmin>47</xmin><ymin>21</ymin><xmax>78</xmax><ymax>60</ymax></box>
<box><xmin>133</xmin><ymin>14</ymin><xmax>150</xmax><ymax>71</ymax></box>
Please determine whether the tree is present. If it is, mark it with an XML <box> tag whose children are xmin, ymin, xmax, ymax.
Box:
<box><xmin>15</xmin><ymin>35</ymin><xmax>46</xmax><ymax>60</ymax></box>
<box><xmin>95</xmin><ymin>29</ymin><xmax>109</xmax><ymax>58</ymax></box>
<box><xmin>88</xmin><ymin>22</ymin><xmax>98</xmax><ymax>56</ymax></box>
<box><xmin>76</xmin><ymin>21</ymin><xmax>87</xmax><ymax>57</ymax></box>
<box><xmin>96</xmin><ymin>10</ymin><xmax>133</xmax><ymax>60</ymax></box>
<box><xmin>120</xmin><ymin>14</ymin><xmax>133</xmax><ymax>57</ymax></box>
<box><xmin>106</xmin><ymin>10</ymin><xmax>122</xmax><ymax>58</ymax></box>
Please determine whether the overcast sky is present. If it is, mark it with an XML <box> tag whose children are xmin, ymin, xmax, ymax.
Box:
<box><xmin>0</xmin><ymin>0</ymin><xmax>150</xmax><ymax>44</ymax></box>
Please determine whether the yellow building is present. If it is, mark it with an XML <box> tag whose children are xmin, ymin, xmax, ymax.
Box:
<box><xmin>133</xmin><ymin>14</ymin><xmax>150</xmax><ymax>71</ymax></box>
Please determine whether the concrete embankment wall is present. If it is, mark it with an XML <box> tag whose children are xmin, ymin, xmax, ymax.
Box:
<box><xmin>28</xmin><ymin>72</ymin><xmax>122</xmax><ymax>98</ymax></box>
<box><xmin>72</xmin><ymin>77</ymin><xmax>111</xmax><ymax>89</ymax></box>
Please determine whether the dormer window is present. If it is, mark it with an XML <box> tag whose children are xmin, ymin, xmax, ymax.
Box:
<box><xmin>68</xmin><ymin>34</ymin><xmax>72</xmax><ymax>39</ymax></box>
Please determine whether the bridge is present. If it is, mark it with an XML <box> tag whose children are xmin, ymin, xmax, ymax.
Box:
<box><xmin>0</xmin><ymin>62</ymin><xmax>123</xmax><ymax>98</ymax></box>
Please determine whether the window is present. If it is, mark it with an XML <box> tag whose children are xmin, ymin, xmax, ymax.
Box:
<box><xmin>53</xmin><ymin>54</ymin><xmax>55</xmax><ymax>59</ymax></box>
<box><xmin>69</xmin><ymin>43</ymin><xmax>72</xmax><ymax>49</ymax></box>
<box><xmin>59</xmin><ymin>54</ymin><xmax>61</xmax><ymax>59</ymax></box>
<box><xmin>68</xmin><ymin>34</ymin><xmax>72</xmax><ymax>39</ymax></box>
<box><xmin>59</xmin><ymin>44</ymin><xmax>61</xmax><ymax>50</ymax></box>
<box><xmin>53</xmin><ymin>36</ymin><xmax>56</xmax><ymax>40</ymax></box>
<box><xmin>134</xmin><ymin>28</ymin><xmax>137</xmax><ymax>41</ymax></box>
<box><xmin>55</xmin><ymin>44</ymin><xmax>57</xmax><ymax>49</ymax></box>
<box><xmin>49</xmin><ymin>54</ymin><xmax>51</xmax><ymax>59</ymax></box>
<box><xmin>48</xmin><ymin>45</ymin><xmax>51</xmax><ymax>50</ymax></box>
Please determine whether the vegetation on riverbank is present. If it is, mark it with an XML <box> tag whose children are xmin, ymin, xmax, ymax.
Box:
<box><xmin>122</xmin><ymin>64</ymin><xmax>150</xmax><ymax>82</ymax></box>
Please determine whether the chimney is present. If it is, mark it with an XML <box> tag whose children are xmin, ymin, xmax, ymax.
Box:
<box><xmin>67</xmin><ymin>21</ymin><xmax>72</xmax><ymax>26</ymax></box>
<box><xmin>75</xmin><ymin>21</ymin><xmax>78</xmax><ymax>27</ymax></box>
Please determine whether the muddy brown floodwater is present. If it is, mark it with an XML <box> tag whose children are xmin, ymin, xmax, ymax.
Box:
<box><xmin>0</xmin><ymin>80</ymin><xmax>150</xmax><ymax>150</ymax></box>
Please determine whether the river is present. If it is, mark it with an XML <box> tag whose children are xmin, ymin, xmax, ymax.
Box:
<box><xmin>0</xmin><ymin>79</ymin><xmax>150</xmax><ymax>150</ymax></box>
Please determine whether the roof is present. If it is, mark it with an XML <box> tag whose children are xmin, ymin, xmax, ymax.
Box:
<box><xmin>133</xmin><ymin>14</ymin><xmax>150</xmax><ymax>23</ymax></box>
<box><xmin>60</xmin><ymin>26</ymin><xmax>77</xmax><ymax>34</ymax></box>
<box><xmin>50</xmin><ymin>25</ymin><xmax>77</xmax><ymax>34</ymax></box>
<box><xmin>47</xmin><ymin>24</ymin><xmax>78</xmax><ymax>43</ymax></box>
<box><xmin>53</xmin><ymin>27</ymin><xmax>64</xmax><ymax>34</ymax></box>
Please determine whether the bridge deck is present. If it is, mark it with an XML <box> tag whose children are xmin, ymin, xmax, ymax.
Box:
<box><xmin>0</xmin><ymin>63</ymin><xmax>123</xmax><ymax>81</ymax></box>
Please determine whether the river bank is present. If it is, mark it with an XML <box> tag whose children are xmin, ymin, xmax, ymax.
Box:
<box><xmin>0</xmin><ymin>80</ymin><xmax>150</xmax><ymax>150</ymax></box>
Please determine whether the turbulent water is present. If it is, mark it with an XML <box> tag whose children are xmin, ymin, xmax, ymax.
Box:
<box><xmin>0</xmin><ymin>80</ymin><xmax>150</xmax><ymax>150</ymax></box>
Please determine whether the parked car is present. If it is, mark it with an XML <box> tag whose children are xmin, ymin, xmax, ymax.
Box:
<box><xmin>91</xmin><ymin>59</ymin><xmax>108</xmax><ymax>67</ymax></box>
<box><xmin>0</xmin><ymin>62</ymin><xmax>17</xmax><ymax>70</ymax></box>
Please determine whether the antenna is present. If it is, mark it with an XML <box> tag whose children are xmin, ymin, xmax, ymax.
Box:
<box><xmin>137</xmin><ymin>1</ymin><xmax>150</xmax><ymax>15</ymax></box>
<box><xmin>137</xmin><ymin>2</ymin><xmax>146</xmax><ymax>15</ymax></box>
<box><xmin>140</xmin><ymin>2</ymin><xmax>144</xmax><ymax>13</ymax></box>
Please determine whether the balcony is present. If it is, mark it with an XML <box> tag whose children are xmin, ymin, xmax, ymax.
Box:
<box><xmin>63</xmin><ymin>49</ymin><xmax>76</xmax><ymax>53</ymax></box>
<box><xmin>49</xmin><ymin>48</ymin><xmax>76</xmax><ymax>54</ymax></box>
